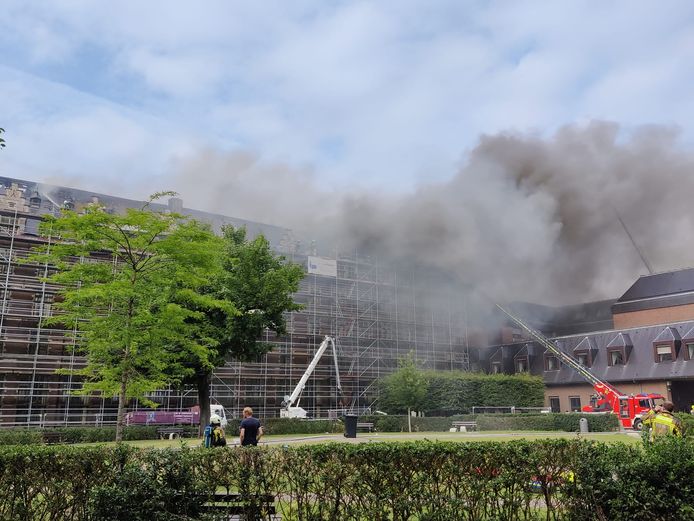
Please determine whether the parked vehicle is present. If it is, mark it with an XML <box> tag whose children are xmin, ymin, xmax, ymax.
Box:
<box><xmin>125</xmin><ymin>404</ymin><xmax>228</xmax><ymax>428</ymax></box>
<box><xmin>495</xmin><ymin>303</ymin><xmax>664</xmax><ymax>430</ymax></box>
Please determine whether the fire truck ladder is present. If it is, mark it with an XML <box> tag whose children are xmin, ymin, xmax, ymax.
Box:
<box><xmin>493</xmin><ymin>303</ymin><xmax>607</xmax><ymax>388</ymax></box>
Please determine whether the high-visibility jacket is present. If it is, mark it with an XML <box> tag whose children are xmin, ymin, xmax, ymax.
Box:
<box><xmin>642</xmin><ymin>409</ymin><xmax>657</xmax><ymax>428</ymax></box>
<box><xmin>649</xmin><ymin>411</ymin><xmax>683</xmax><ymax>440</ymax></box>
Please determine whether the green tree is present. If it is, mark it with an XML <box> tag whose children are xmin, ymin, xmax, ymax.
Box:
<box><xmin>382</xmin><ymin>353</ymin><xmax>429</xmax><ymax>432</ymax></box>
<box><xmin>181</xmin><ymin>225</ymin><xmax>305</xmax><ymax>428</ymax></box>
<box><xmin>33</xmin><ymin>195</ymin><xmax>223</xmax><ymax>441</ymax></box>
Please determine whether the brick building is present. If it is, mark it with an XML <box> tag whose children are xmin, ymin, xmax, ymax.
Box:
<box><xmin>484</xmin><ymin>270</ymin><xmax>694</xmax><ymax>413</ymax></box>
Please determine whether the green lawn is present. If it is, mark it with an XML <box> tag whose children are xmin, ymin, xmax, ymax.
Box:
<box><xmin>74</xmin><ymin>430</ymin><xmax>638</xmax><ymax>449</ymax></box>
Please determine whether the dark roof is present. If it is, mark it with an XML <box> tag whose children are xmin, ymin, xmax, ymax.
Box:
<box><xmin>0</xmin><ymin>176</ymin><xmax>295</xmax><ymax>251</ymax></box>
<box><xmin>540</xmin><ymin>321</ymin><xmax>694</xmax><ymax>385</ymax></box>
<box><xmin>618</xmin><ymin>268</ymin><xmax>694</xmax><ymax>302</ymax></box>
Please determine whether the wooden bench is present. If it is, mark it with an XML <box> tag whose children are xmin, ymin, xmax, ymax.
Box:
<box><xmin>452</xmin><ymin>421</ymin><xmax>478</xmax><ymax>432</ymax></box>
<box><xmin>357</xmin><ymin>422</ymin><xmax>375</xmax><ymax>432</ymax></box>
<box><xmin>200</xmin><ymin>491</ymin><xmax>277</xmax><ymax>519</ymax></box>
<box><xmin>42</xmin><ymin>431</ymin><xmax>64</xmax><ymax>444</ymax></box>
<box><xmin>157</xmin><ymin>427</ymin><xmax>186</xmax><ymax>440</ymax></box>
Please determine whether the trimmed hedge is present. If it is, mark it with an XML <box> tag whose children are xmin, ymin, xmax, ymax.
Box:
<box><xmin>0</xmin><ymin>438</ymin><xmax>692</xmax><ymax>520</ymax></box>
<box><xmin>379</xmin><ymin>371</ymin><xmax>545</xmax><ymax>414</ymax></box>
<box><xmin>0</xmin><ymin>425</ymin><xmax>199</xmax><ymax>445</ymax></box>
<box><xmin>357</xmin><ymin>413</ymin><xmax>619</xmax><ymax>432</ymax></box>
<box><xmin>0</xmin><ymin>429</ymin><xmax>43</xmax><ymax>446</ymax></box>
<box><xmin>676</xmin><ymin>412</ymin><xmax>694</xmax><ymax>436</ymax></box>
<box><xmin>475</xmin><ymin>413</ymin><xmax>620</xmax><ymax>432</ymax></box>
<box><xmin>359</xmin><ymin>414</ymin><xmax>473</xmax><ymax>432</ymax></box>
<box><xmin>221</xmin><ymin>418</ymin><xmax>343</xmax><ymax>437</ymax></box>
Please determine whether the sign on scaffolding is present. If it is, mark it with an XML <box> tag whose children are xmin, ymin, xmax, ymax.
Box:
<box><xmin>308</xmin><ymin>256</ymin><xmax>337</xmax><ymax>277</ymax></box>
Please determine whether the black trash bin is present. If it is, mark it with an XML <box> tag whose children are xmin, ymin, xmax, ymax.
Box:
<box><xmin>344</xmin><ymin>414</ymin><xmax>358</xmax><ymax>438</ymax></box>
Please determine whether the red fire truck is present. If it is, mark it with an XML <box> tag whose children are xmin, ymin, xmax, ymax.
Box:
<box><xmin>495</xmin><ymin>303</ymin><xmax>664</xmax><ymax>430</ymax></box>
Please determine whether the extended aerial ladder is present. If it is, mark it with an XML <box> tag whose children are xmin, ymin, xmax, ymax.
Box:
<box><xmin>280</xmin><ymin>336</ymin><xmax>343</xmax><ymax>419</ymax></box>
<box><xmin>494</xmin><ymin>302</ymin><xmax>663</xmax><ymax>429</ymax></box>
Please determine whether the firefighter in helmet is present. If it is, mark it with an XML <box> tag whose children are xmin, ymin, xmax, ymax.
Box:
<box><xmin>643</xmin><ymin>401</ymin><xmax>682</xmax><ymax>441</ymax></box>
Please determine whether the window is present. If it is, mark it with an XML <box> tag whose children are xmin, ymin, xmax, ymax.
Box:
<box><xmin>515</xmin><ymin>357</ymin><xmax>528</xmax><ymax>373</ymax></box>
<box><xmin>549</xmin><ymin>397</ymin><xmax>560</xmax><ymax>413</ymax></box>
<box><xmin>545</xmin><ymin>355</ymin><xmax>559</xmax><ymax>371</ymax></box>
<box><xmin>569</xmin><ymin>396</ymin><xmax>581</xmax><ymax>412</ymax></box>
<box><xmin>608</xmin><ymin>349</ymin><xmax>625</xmax><ymax>366</ymax></box>
<box><xmin>687</xmin><ymin>343</ymin><xmax>694</xmax><ymax>360</ymax></box>
<box><xmin>491</xmin><ymin>362</ymin><xmax>502</xmax><ymax>374</ymax></box>
<box><xmin>655</xmin><ymin>344</ymin><xmax>673</xmax><ymax>363</ymax></box>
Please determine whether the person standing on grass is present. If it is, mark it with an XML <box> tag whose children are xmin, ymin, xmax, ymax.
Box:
<box><xmin>203</xmin><ymin>414</ymin><xmax>226</xmax><ymax>448</ymax></box>
<box><xmin>239</xmin><ymin>407</ymin><xmax>263</xmax><ymax>446</ymax></box>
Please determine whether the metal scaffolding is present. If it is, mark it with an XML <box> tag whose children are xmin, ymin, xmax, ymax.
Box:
<box><xmin>0</xmin><ymin>181</ymin><xmax>472</xmax><ymax>426</ymax></box>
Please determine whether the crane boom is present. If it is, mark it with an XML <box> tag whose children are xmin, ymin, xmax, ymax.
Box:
<box><xmin>281</xmin><ymin>336</ymin><xmax>342</xmax><ymax>418</ymax></box>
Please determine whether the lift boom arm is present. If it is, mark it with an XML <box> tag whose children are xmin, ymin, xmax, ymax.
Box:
<box><xmin>282</xmin><ymin>336</ymin><xmax>342</xmax><ymax>409</ymax></box>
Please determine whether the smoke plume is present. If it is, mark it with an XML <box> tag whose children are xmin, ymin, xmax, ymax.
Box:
<box><xmin>42</xmin><ymin>121</ymin><xmax>694</xmax><ymax>306</ymax></box>
<box><xmin>166</xmin><ymin>121</ymin><xmax>694</xmax><ymax>305</ymax></box>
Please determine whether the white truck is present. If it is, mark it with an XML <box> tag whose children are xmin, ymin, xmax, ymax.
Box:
<box><xmin>281</xmin><ymin>335</ymin><xmax>343</xmax><ymax>418</ymax></box>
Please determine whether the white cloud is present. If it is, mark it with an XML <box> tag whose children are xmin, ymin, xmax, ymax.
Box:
<box><xmin>124</xmin><ymin>48</ymin><xmax>225</xmax><ymax>97</ymax></box>
<box><xmin>0</xmin><ymin>0</ymin><xmax>693</xmax><ymax>191</ymax></box>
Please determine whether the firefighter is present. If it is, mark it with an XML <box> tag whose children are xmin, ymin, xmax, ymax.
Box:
<box><xmin>203</xmin><ymin>414</ymin><xmax>227</xmax><ymax>448</ymax></box>
<box><xmin>642</xmin><ymin>404</ymin><xmax>662</xmax><ymax>430</ymax></box>
<box><xmin>643</xmin><ymin>401</ymin><xmax>682</xmax><ymax>441</ymax></box>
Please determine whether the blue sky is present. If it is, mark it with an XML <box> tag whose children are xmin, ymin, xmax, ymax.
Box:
<box><xmin>1</xmin><ymin>1</ymin><xmax>693</xmax><ymax>198</ymax></box>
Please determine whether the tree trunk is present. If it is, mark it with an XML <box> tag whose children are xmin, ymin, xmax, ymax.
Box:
<box><xmin>197</xmin><ymin>371</ymin><xmax>212</xmax><ymax>437</ymax></box>
<box><xmin>117</xmin><ymin>294</ymin><xmax>135</xmax><ymax>443</ymax></box>
<box><xmin>407</xmin><ymin>407</ymin><xmax>412</xmax><ymax>433</ymax></box>
<box><xmin>115</xmin><ymin>370</ymin><xmax>128</xmax><ymax>442</ymax></box>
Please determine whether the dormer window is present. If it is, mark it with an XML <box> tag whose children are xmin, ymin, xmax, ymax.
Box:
<box><xmin>512</xmin><ymin>343</ymin><xmax>535</xmax><ymax>374</ymax></box>
<box><xmin>608</xmin><ymin>348</ymin><xmax>625</xmax><ymax>366</ymax></box>
<box><xmin>544</xmin><ymin>354</ymin><xmax>560</xmax><ymax>371</ymax></box>
<box><xmin>680</xmin><ymin>326</ymin><xmax>694</xmax><ymax>361</ymax></box>
<box><xmin>652</xmin><ymin>327</ymin><xmax>680</xmax><ymax>363</ymax></box>
<box><xmin>489</xmin><ymin>347</ymin><xmax>503</xmax><ymax>374</ymax></box>
<box><xmin>655</xmin><ymin>344</ymin><xmax>673</xmax><ymax>363</ymax></box>
<box><xmin>515</xmin><ymin>357</ymin><xmax>528</xmax><ymax>373</ymax></box>
<box><xmin>573</xmin><ymin>337</ymin><xmax>597</xmax><ymax>368</ymax></box>
<box><xmin>606</xmin><ymin>333</ymin><xmax>632</xmax><ymax>366</ymax></box>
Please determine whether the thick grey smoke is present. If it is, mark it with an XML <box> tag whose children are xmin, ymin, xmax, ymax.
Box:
<box><xmin>43</xmin><ymin>121</ymin><xmax>694</xmax><ymax>305</ymax></box>
<box><xmin>168</xmin><ymin>121</ymin><xmax>694</xmax><ymax>305</ymax></box>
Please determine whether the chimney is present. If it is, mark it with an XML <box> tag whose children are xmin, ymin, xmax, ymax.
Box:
<box><xmin>29</xmin><ymin>191</ymin><xmax>42</xmax><ymax>209</ymax></box>
<box><xmin>168</xmin><ymin>197</ymin><xmax>184</xmax><ymax>213</ymax></box>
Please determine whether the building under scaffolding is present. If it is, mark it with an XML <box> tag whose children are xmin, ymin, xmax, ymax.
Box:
<box><xmin>0</xmin><ymin>178</ymin><xmax>473</xmax><ymax>426</ymax></box>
